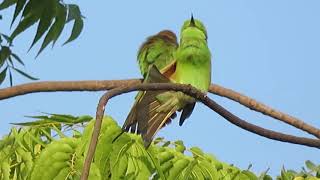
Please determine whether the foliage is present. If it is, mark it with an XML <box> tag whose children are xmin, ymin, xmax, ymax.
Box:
<box><xmin>0</xmin><ymin>114</ymin><xmax>318</xmax><ymax>180</ymax></box>
<box><xmin>0</xmin><ymin>0</ymin><xmax>84</xmax><ymax>85</ymax></box>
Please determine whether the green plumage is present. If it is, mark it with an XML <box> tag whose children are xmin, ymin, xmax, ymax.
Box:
<box><xmin>174</xmin><ymin>20</ymin><xmax>211</xmax><ymax>92</ymax></box>
<box><xmin>123</xmin><ymin>16</ymin><xmax>211</xmax><ymax>147</ymax></box>
<box><xmin>137</xmin><ymin>30</ymin><xmax>178</xmax><ymax>77</ymax></box>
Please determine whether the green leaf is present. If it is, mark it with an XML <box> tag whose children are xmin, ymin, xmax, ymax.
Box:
<box><xmin>66</xmin><ymin>4</ymin><xmax>81</xmax><ymax>22</ymax></box>
<box><xmin>242</xmin><ymin>170</ymin><xmax>258</xmax><ymax>180</ymax></box>
<box><xmin>7</xmin><ymin>56</ymin><xmax>14</xmax><ymax>66</ymax></box>
<box><xmin>162</xmin><ymin>141</ymin><xmax>170</xmax><ymax>147</ymax></box>
<box><xmin>51</xmin><ymin>4</ymin><xmax>66</xmax><ymax>46</ymax></box>
<box><xmin>37</xmin><ymin>3</ymin><xmax>66</xmax><ymax>55</ymax></box>
<box><xmin>63</xmin><ymin>4</ymin><xmax>83</xmax><ymax>45</ymax></box>
<box><xmin>153</xmin><ymin>137</ymin><xmax>164</xmax><ymax>144</ymax></box>
<box><xmin>0</xmin><ymin>46</ymin><xmax>11</xmax><ymax>67</ymax></box>
<box><xmin>21</xmin><ymin>0</ymin><xmax>41</xmax><ymax>18</ymax></box>
<box><xmin>145</xmin><ymin>147</ymin><xmax>166</xmax><ymax>180</ymax></box>
<box><xmin>74</xmin><ymin>115</ymin><xmax>93</xmax><ymax>123</ymax></box>
<box><xmin>11</xmin><ymin>119</ymin><xmax>60</xmax><ymax>126</ymax></box>
<box><xmin>174</xmin><ymin>140</ymin><xmax>186</xmax><ymax>153</ymax></box>
<box><xmin>10</xmin><ymin>14</ymin><xmax>39</xmax><ymax>40</ymax></box>
<box><xmin>11</xmin><ymin>53</ymin><xmax>24</xmax><ymax>66</ymax></box>
<box><xmin>258</xmin><ymin>168</ymin><xmax>271</xmax><ymax>180</ymax></box>
<box><xmin>11</xmin><ymin>0</ymin><xmax>27</xmax><ymax>27</ymax></box>
<box><xmin>190</xmin><ymin>146</ymin><xmax>205</xmax><ymax>158</ymax></box>
<box><xmin>11</xmin><ymin>0</ymin><xmax>46</xmax><ymax>40</ymax></box>
<box><xmin>0</xmin><ymin>67</ymin><xmax>7</xmax><ymax>85</ymax></box>
<box><xmin>1</xmin><ymin>34</ymin><xmax>12</xmax><ymax>44</ymax></box>
<box><xmin>25</xmin><ymin>115</ymin><xmax>50</xmax><ymax>119</ymax></box>
<box><xmin>30</xmin><ymin>0</ymin><xmax>57</xmax><ymax>51</ymax></box>
<box><xmin>0</xmin><ymin>135</ymin><xmax>14</xmax><ymax>151</ymax></box>
<box><xmin>11</xmin><ymin>67</ymin><xmax>38</xmax><ymax>80</ymax></box>
<box><xmin>0</xmin><ymin>0</ymin><xmax>17</xmax><ymax>10</ymax></box>
<box><xmin>8</xmin><ymin>68</ymin><xmax>12</xmax><ymax>86</ymax></box>
<box><xmin>63</xmin><ymin>17</ymin><xmax>83</xmax><ymax>45</ymax></box>
<box><xmin>14</xmin><ymin>114</ymin><xmax>92</xmax><ymax>127</ymax></box>
<box><xmin>306</xmin><ymin>160</ymin><xmax>318</xmax><ymax>171</ymax></box>
<box><xmin>167</xmin><ymin>158</ymin><xmax>190</xmax><ymax>180</ymax></box>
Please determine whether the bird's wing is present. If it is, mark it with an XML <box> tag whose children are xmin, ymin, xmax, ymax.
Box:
<box><xmin>136</xmin><ymin>66</ymin><xmax>178</xmax><ymax>147</ymax></box>
<box><xmin>122</xmin><ymin>91</ymin><xmax>144</xmax><ymax>133</ymax></box>
<box><xmin>123</xmin><ymin>30</ymin><xmax>177</xmax><ymax>133</ymax></box>
<box><xmin>137</xmin><ymin>30</ymin><xmax>178</xmax><ymax>77</ymax></box>
<box><xmin>123</xmin><ymin>66</ymin><xmax>177</xmax><ymax>147</ymax></box>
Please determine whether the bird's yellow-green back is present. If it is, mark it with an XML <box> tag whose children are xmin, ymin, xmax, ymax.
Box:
<box><xmin>137</xmin><ymin>30</ymin><xmax>178</xmax><ymax>78</ymax></box>
<box><xmin>123</xmin><ymin>30</ymin><xmax>178</xmax><ymax>137</ymax></box>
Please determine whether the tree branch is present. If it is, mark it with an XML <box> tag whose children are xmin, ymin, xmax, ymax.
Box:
<box><xmin>81</xmin><ymin>83</ymin><xmax>320</xmax><ymax>180</ymax></box>
<box><xmin>0</xmin><ymin>79</ymin><xmax>141</xmax><ymax>100</ymax></box>
<box><xmin>1</xmin><ymin>80</ymin><xmax>319</xmax><ymax>139</ymax></box>
<box><xmin>209</xmin><ymin>85</ymin><xmax>320</xmax><ymax>139</ymax></box>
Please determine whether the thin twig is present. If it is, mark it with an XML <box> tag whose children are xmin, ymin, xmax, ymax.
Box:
<box><xmin>1</xmin><ymin>79</ymin><xmax>319</xmax><ymax>139</ymax></box>
<box><xmin>80</xmin><ymin>83</ymin><xmax>320</xmax><ymax>180</ymax></box>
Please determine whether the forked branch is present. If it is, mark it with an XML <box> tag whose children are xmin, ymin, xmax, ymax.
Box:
<box><xmin>80</xmin><ymin>83</ymin><xmax>320</xmax><ymax>180</ymax></box>
<box><xmin>1</xmin><ymin>80</ymin><xmax>319</xmax><ymax>139</ymax></box>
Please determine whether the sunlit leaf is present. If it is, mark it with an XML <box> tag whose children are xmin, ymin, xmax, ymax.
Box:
<box><xmin>11</xmin><ymin>66</ymin><xmax>38</xmax><ymax>80</ymax></box>
<box><xmin>12</xmin><ymin>119</ymin><xmax>60</xmax><ymax>126</ymax></box>
<box><xmin>306</xmin><ymin>160</ymin><xmax>318</xmax><ymax>171</ymax></box>
<box><xmin>190</xmin><ymin>146</ymin><xmax>204</xmax><ymax>158</ymax></box>
<box><xmin>74</xmin><ymin>115</ymin><xmax>93</xmax><ymax>123</ymax></box>
<box><xmin>15</xmin><ymin>114</ymin><xmax>92</xmax><ymax>127</ymax></box>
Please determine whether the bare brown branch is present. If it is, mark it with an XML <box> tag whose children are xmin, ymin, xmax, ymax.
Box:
<box><xmin>1</xmin><ymin>80</ymin><xmax>319</xmax><ymax>139</ymax></box>
<box><xmin>81</xmin><ymin>83</ymin><xmax>320</xmax><ymax>180</ymax></box>
<box><xmin>210</xmin><ymin>85</ymin><xmax>320</xmax><ymax>139</ymax></box>
<box><xmin>0</xmin><ymin>79</ymin><xmax>141</xmax><ymax>100</ymax></box>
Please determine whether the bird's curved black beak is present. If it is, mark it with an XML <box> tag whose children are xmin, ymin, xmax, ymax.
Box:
<box><xmin>189</xmin><ymin>14</ymin><xmax>196</xmax><ymax>27</ymax></box>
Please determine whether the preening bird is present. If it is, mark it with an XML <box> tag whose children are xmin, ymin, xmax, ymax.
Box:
<box><xmin>122</xmin><ymin>15</ymin><xmax>211</xmax><ymax>147</ymax></box>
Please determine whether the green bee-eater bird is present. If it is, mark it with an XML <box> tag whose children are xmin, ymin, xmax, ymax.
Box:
<box><xmin>123</xmin><ymin>16</ymin><xmax>211</xmax><ymax>147</ymax></box>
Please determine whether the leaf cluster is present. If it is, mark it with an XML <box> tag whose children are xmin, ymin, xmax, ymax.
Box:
<box><xmin>0</xmin><ymin>114</ymin><xmax>318</xmax><ymax>180</ymax></box>
<box><xmin>0</xmin><ymin>0</ymin><xmax>84</xmax><ymax>85</ymax></box>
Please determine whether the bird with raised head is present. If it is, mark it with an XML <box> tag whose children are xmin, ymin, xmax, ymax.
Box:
<box><xmin>122</xmin><ymin>15</ymin><xmax>211</xmax><ymax>147</ymax></box>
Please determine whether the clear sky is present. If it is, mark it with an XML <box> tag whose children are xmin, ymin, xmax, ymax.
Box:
<box><xmin>1</xmin><ymin>0</ymin><xmax>320</xmax><ymax>177</ymax></box>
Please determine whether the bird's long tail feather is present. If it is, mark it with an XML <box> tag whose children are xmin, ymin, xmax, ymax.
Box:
<box><xmin>122</xmin><ymin>65</ymin><xmax>177</xmax><ymax>147</ymax></box>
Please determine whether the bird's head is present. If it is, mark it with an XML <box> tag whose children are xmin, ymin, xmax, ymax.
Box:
<box><xmin>180</xmin><ymin>15</ymin><xmax>207</xmax><ymax>40</ymax></box>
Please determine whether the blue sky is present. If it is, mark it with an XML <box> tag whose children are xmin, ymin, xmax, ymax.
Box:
<box><xmin>1</xmin><ymin>0</ymin><xmax>320</xmax><ymax>176</ymax></box>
